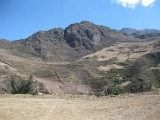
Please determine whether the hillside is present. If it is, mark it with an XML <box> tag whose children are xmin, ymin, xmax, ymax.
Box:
<box><xmin>0</xmin><ymin>21</ymin><xmax>160</xmax><ymax>94</ymax></box>
<box><xmin>79</xmin><ymin>38</ymin><xmax>160</xmax><ymax>93</ymax></box>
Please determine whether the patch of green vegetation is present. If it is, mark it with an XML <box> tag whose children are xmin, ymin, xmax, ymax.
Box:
<box><xmin>100</xmin><ymin>68</ymin><xmax>128</xmax><ymax>83</ymax></box>
<box><xmin>104</xmin><ymin>87</ymin><xmax>122</xmax><ymax>95</ymax></box>
<box><xmin>11</xmin><ymin>75</ymin><xmax>35</xmax><ymax>94</ymax></box>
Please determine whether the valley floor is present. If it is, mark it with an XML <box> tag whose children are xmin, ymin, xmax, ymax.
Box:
<box><xmin>0</xmin><ymin>92</ymin><xmax>160</xmax><ymax>120</ymax></box>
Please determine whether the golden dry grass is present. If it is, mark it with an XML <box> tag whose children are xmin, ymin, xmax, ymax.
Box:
<box><xmin>0</xmin><ymin>92</ymin><xmax>160</xmax><ymax>120</ymax></box>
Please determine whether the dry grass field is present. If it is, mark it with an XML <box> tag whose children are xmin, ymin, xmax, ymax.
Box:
<box><xmin>0</xmin><ymin>92</ymin><xmax>160</xmax><ymax>120</ymax></box>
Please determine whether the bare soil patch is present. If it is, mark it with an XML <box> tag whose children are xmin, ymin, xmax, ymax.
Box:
<box><xmin>35</xmin><ymin>77</ymin><xmax>91</xmax><ymax>94</ymax></box>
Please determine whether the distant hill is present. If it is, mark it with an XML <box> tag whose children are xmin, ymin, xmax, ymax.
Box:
<box><xmin>121</xmin><ymin>28</ymin><xmax>160</xmax><ymax>39</ymax></box>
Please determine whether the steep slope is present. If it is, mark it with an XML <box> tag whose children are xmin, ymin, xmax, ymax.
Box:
<box><xmin>18</xmin><ymin>28</ymin><xmax>78</xmax><ymax>62</ymax></box>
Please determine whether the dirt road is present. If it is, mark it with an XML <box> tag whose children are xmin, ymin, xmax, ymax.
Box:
<box><xmin>0</xmin><ymin>92</ymin><xmax>160</xmax><ymax>120</ymax></box>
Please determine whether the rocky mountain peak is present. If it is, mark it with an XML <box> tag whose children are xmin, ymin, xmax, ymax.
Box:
<box><xmin>64</xmin><ymin>21</ymin><xmax>113</xmax><ymax>51</ymax></box>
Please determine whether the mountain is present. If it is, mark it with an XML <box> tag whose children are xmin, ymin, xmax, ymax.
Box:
<box><xmin>0</xmin><ymin>21</ymin><xmax>160</xmax><ymax>95</ymax></box>
<box><xmin>64</xmin><ymin>21</ymin><xmax>131</xmax><ymax>55</ymax></box>
<box><xmin>10</xmin><ymin>21</ymin><xmax>137</xmax><ymax>62</ymax></box>
<box><xmin>121</xmin><ymin>28</ymin><xmax>160</xmax><ymax>39</ymax></box>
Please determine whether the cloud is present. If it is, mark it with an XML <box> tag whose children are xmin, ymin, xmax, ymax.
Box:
<box><xmin>113</xmin><ymin>0</ymin><xmax>156</xmax><ymax>8</ymax></box>
<box><xmin>116</xmin><ymin>0</ymin><xmax>140</xmax><ymax>8</ymax></box>
<box><xmin>141</xmin><ymin>0</ymin><xmax>155</xmax><ymax>6</ymax></box>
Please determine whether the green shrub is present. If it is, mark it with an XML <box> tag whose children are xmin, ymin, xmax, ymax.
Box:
<box><xmin>11</xmin><ymin>75</ymin><xmax>34</xmax><ymax>94</ymax></box>
<box><xmin>105</xmin><ymin>87</ymin><xmax>121</xmax><ymax>96</ymax></box>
